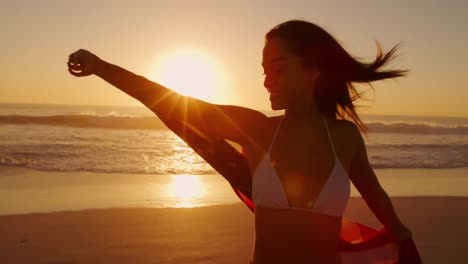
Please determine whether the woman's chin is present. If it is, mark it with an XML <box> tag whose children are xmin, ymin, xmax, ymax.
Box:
<box><xmin>270</xmin><ymin>101</ymin><xmax>286</xmax><ymax>111</ymax></box>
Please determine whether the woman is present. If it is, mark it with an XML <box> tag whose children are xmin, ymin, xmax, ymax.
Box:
<box><xmin>68</xmin><ymin>20</ymin><xmax>413</xmax><ymax>263</ymax></box>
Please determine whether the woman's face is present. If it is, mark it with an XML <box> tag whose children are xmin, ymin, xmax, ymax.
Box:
<box><xmin>262</xmin><ymin>37</ymin><xmax>320</xmax><ymax>110</ymax></box>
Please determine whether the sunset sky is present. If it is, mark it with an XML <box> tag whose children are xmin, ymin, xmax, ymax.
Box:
<box><xmin>2</xmin><ymin>0</ymin><xmax>467</xmax><ymax>117</ymax></box>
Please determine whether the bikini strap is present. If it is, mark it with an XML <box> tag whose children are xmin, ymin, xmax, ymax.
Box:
<box><xmin>320</xmin><ymin>115</ymin><xmax>337</xmax><ymax>156</ymax></box>
<box><xmin>267</xmin><ymin>115</ymin><xmax>285</xmax><ymax>153</ymax></box>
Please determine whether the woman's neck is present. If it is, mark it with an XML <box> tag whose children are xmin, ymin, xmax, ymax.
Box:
<box><xmin>284</xmin><ymin>97</ymin><xmax>321</xmax><ymax>121</ymax></box>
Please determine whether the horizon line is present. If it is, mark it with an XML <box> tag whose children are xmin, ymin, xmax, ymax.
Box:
<box><xmin>0</xmin><ymin>101</ymin><xmax>466</xmax><ymax>119</ymax></box>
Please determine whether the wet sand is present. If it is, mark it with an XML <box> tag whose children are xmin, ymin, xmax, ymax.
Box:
<box><xmin>1</xmin><ymin>196</ymin><xmax>467</xmax><ymax>264</ymax></box>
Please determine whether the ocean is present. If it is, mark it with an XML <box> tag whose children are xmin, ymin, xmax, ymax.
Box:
<box><xmin>1</xmin><ymin>103</ymin><xmax>467</xmax><ymax>214</ymax></box>
<box><xmin>1</xmin><ymin>103</ymin><xmax>467</xmax><ymax>173</ymax></box>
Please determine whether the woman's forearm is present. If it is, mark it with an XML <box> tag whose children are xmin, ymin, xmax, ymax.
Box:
<box><xmin>364</xmin><ymin>190</ymin><xmax>407</xmax><ymax>233</ymax></box>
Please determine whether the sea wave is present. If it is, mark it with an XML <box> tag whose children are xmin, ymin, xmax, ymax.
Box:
<box><xmin>366</xmin><ymin>122</ymin><xmax>468</xmax><ymax>134</ymax></box>
<box><xmin>1</xmin><ymin>115</ymin><xmax>468</xmax><ymax>134</ymax></box>
<box><xmin>369</xmin><ymin>143</ymin><xmax>468</xmax><ymax>150</ymax></box>
<box><xmin>1</xmin><ymin>158</ymin><xmax>466</xmax><ymax>173</ymax></box>
<box><xmin>0</xmin><ymin>114</ymin><xmax>167</xmax><ymax>130</ymax></box>
<box><xmin>0</xmin><ymin>155</ymin><xmax>216</xmax><ymax>175</ymax></box>
<box><xmin>1</xmin><ymin>146</ymin><xmax>467</xmax><ymax>173</ymax></box>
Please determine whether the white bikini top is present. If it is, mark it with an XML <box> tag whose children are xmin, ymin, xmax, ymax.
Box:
<box><xmin>252</xmin><ymin>115</ymin><xmax>350</xmax><ymax>217</ymax></box>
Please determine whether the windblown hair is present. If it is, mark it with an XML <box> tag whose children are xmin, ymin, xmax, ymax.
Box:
<box><xmin>266</xmin><ymin>20</ymin><xmax>408</xmax><ymax>134</ymax></box>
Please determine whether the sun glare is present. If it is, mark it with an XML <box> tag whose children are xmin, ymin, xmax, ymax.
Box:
<box><xmin>148</xmin><ymin>47</ymin><xmax>232</xmax><ymax>102</ymax></box>
<box><xmin>167</xmin><ymin>174</ymin><xmax>206</xmax><ymax>208</ymax></box>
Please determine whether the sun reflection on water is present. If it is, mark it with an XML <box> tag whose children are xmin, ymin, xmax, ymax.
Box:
<box><xmin>167</xmin><ymin>174</ymin><xmax>206</xmax><ymax>208</ymax></box>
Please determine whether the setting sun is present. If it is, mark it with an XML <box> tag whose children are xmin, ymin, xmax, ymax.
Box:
<box><xmin>148</xmin><ymin>47</ymin><xmax>232</xmax><ymax>102</ymax></box>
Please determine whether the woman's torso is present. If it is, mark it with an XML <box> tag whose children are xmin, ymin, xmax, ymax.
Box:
<box><xmin>244</xmin><ymin>115</ymin><xmax>357</xmax><ymax>264</ymax></box>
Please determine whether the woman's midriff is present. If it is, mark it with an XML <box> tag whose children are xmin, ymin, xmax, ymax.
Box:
<box><xmin>252</xmin><ymin>206</ymin><xmax>342</xmax><ymax>264</ymax></box>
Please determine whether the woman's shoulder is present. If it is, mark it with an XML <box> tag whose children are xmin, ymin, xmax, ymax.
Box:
<box><xmin>334</xmin><ymin>118</ymin><xmax>358</xmax><ymax>130</ymax></box>
<box><xmin>327</xmin><ymin>118</ymin><xmax>364</xmax><ymax>170</ymax></box>
<box><xmin>328</xmin><ymin>118</ymin><xmax>363</xmax><ymax>146</ymax></box>
<box><xmin>328</xmin><ymin>118</ymin><xmax>359</xmax><ymax>132</ymax></box>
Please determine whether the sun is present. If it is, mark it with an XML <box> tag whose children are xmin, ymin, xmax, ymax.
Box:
<box><xmin>148</xmin><ymin>47</ymin><xmax>231</xmax><ymax>102</ymax></box>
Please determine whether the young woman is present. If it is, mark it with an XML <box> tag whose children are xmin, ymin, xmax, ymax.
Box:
<box><xmin>68</xmin><ymin>20</ymin><xmax>413</xmax><ymax>263</ymax></box>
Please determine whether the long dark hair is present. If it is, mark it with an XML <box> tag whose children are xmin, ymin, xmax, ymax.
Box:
<box><xmin>266</xmin><ymin>20</ymin><xmax>408</xmax><ymax>134</ymax></box>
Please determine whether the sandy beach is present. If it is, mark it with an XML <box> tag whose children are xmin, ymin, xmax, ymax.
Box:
<box><xmin>1</xmin><ymin>196</ymin><xmax>467</xmax><ymax>264</ymax></box>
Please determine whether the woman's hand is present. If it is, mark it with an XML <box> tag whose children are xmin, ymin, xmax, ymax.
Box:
<box><xmin>393</xmin><ymin>225</ymin><xmax>413</xmax><ymax>244</ymax></box>
<box><xmin>67</xmin><ymin>49</ymin><xmax>102</xmax><ymax>77</ymax></box>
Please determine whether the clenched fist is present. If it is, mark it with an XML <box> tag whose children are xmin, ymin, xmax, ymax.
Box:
<box><xmin>67</xmin><ymin>49</ymin><xmax>102</xmax><ymax>77</ymax></box>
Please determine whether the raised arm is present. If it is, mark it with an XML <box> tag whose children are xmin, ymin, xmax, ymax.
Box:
<box><xmin>347</xmin><ymin>122</ymin><xmax>413</xmax><ymax>243</ymax></box>
<box><xmin>67</xmin><ymin>49</ymin><xmax>267</xmax><ymax>147</ymax></box>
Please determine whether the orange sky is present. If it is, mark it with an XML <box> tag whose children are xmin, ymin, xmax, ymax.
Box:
<box><xmin>1</xmin><ymin>0</ymin><xmax>468</xmax><ymax>117</ymax></box>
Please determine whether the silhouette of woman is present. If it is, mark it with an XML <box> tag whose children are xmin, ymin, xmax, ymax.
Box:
<box><xmin>68</xmin><ymin>20</ymin><xmax>419</xmax><ymax>264</ymax></box>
